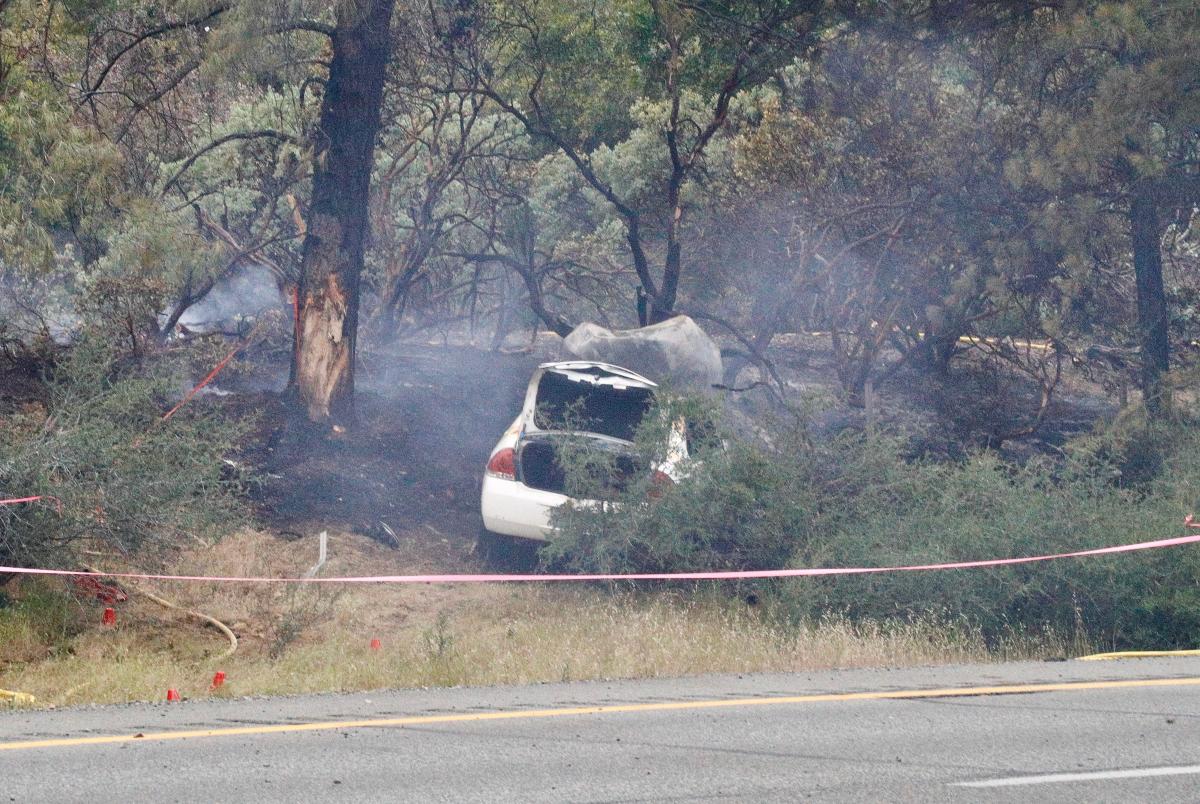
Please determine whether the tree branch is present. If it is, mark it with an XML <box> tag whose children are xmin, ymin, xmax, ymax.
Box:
<box><xmin>272</xmin><ymin>19</ymin><xmax>336</xmax><ymax>38</ymax></box>
<box><xmin>81</xmin><ymin>4</ymin><xmax>230</xmax><ymax>102</ymax></box>
<box><xmin>162</xmin><ymin>129</ymin><xmax>301</xmax><ymax>196</ymax></box>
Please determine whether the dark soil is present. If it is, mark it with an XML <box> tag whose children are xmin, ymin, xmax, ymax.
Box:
<box><xmin>234</xmin><ymin>344</ymin><xmax>544</xmax><ymax>550</ymax></box>
<box><xmin>0</xmin><ymin>363</ymin><xmax>47</xmax><ymax>415</ymax></box>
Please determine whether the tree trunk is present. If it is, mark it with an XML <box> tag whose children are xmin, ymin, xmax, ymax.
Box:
<box><xmin>1130</xmin><ymin>192</ymin><xmax>1170</xmax><ymax>415</ymax></box>
<box><xmin>515</xmin><ymin>263</ymin><xmax>573</xmax><ymax>338</ymax></box>
<box><xmin>652</xmin><ymin>205</ymin><xmax>682</xmax><ymax>323</ymax></box>
<box><xmin>291</xmin><ymin>0</ymin><xmax>395</xmax><ymax>424</ymax></box>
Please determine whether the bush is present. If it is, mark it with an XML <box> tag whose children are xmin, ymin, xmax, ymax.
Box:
<box><xmin>542</xmin><ymin>394</ymin><xmax>811</xmax><ymax>574</ymax></box>
<box><xmin>0</xmin><ymin>337</ymin><xmax>249</xmax><ymax>572</ymax></box>
<box><xmin>784</xmin><ymin>436</ymin><xmax>1198</xmax><ymax>649</ymax></box>
<box><xmin>545</xmin><ymin>396</ymin><xmax>1200</xmax><ymax>649</ymax></box>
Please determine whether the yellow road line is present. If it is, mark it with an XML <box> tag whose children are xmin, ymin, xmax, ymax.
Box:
<box><xmin>3</xmin><ymin>676</ymin><xmax>1199</xmax><ymax>752</ymax></box>
<box><xmin>1079</xmin><ymin>650</ymin><xmax>1200</xmax><ymax>661</ymax></box>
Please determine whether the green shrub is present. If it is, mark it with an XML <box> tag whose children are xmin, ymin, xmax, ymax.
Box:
<box><xmin>542</xmin><ymin>394</ymin><xmax>810</xmax><ymax>573</ymax></box>
<box><xmin>0</xmin><ymin>336</ymin><xmax>249</xmax><ymax>572</ymax></box>
<box><xmin>782</xmin><ymin>438</ymin><xmax>1196</xmax><ymax>649</ymax></box>
<box><xmin>545</xmin><ymin>395</ymin><xmax>1200</xmax><ymax>649</ymax></box>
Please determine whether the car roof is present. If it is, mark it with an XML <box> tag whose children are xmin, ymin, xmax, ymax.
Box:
<box><xmin>537</xmin><ymin>361</ymin><xmax>658</xmax><ymax>389</ymax></box>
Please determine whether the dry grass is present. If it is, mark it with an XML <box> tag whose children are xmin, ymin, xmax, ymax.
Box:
<box><xmin>1</xmin><ymin>529</ymin><xmax>1080</xmax><ymax>709</ymax></box>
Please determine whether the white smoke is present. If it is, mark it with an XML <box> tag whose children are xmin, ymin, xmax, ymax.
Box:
<box><xmin>177</xmin><ymin>264</ymin><xmax>284</xmax><ymax>331</ymax></box>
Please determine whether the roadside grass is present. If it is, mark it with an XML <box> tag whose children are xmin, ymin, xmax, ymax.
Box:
<box><xmin>0</xmin><ymin>586</ymin><xmax>83</xmax><ymax>663</ymax></box>
<box><xmin>1</xmin><ymin>538</ymin><xmax>1081</xmax><ymax>710</ymax></box>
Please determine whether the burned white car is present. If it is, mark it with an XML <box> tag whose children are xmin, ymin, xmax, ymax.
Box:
<box><xmin>480</xmin><ymin>361</ymin><xmax>685</xmax><ymax>545</ymax></box>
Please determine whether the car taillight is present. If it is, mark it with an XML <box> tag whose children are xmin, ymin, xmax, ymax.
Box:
<box><xmin>647</xmin><ymin>469</ymin><xmax>675</xmax><ymax>500</ymax></box>
<box><xmin>486</xmin><ymin>447</ymin><xmax>516</xmax><ymax>479</ymax></box>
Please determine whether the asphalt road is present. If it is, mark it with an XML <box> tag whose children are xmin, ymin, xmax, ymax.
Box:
<box><xmin>4</xmin><ymin>658</ymin><xmax>1200</xmax><ymax>802</ymax></box>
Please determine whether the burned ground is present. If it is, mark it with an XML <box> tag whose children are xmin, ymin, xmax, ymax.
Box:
<box><xmin>1</xmin><ymin>331</ymin><xmax>1117</xmax><ymax>564</ymax></box>
<box><xmin>234</xmin><ymin>343</ymin><xmax>544</xmax><ymax>557</ymax></box>
<box><xmin>222</xmin><ymin>333</ymin><xmax>1116</xmax><ymax>564</ymax></box>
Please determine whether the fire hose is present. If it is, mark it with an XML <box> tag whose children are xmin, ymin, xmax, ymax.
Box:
<box><xmin>0</xmin><ymin>689</ymin><xmax>36</xmax><ymax>706</ymax></box>
<box><xmin>82</xmin><ymin>565</ymin><xmax>237</xmax><ymax>661</ymax></box>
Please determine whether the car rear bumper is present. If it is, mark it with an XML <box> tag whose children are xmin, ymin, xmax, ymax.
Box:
<box><xmin>480</xmin><ymin>474</ymin><xmax>569</xmax><ymax>542</ymax></box>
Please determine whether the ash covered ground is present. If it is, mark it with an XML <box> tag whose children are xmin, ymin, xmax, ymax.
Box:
<box><xmin>233</xmin><ymin>343</ymin><xmax>544</xmax><ymax>558</ymax></box>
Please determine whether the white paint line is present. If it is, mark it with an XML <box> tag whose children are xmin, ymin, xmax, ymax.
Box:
<box><xmin>953</xmin><ymin>765</ymin><xmax>1200</xmax><ymax>788</ymax></box>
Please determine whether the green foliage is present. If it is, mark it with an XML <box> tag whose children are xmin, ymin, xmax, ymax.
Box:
<box><xmin>0</xmin><ymin>81</ymin><xmax>123</xmax><ymax>272</ymax></box>
<box><xmin>160</xmin><ymin>87</ymin><xmax>310</xmax><ymax>235</ymax></box>
<box><xmin>0</xmin><ymin>337</ymin><xmax>249</xmax><ymax>571</ymax></box>
<box><xmin>486</xmin><ymin>0</ymin><xmax>647</xmax><ymax>148</ymax></box>
<box><xmin>547</xmin><ymin>396</ymin><xmax>1200</xmax><ymax>649</ymax></box>
<box><xmin>544</xmin><ymin>395</ymin><xmax>813</xmax><ymax>573</ymax></box>
<box><xmin>81</xmin><ymin>202</ymin><xmax>227</xmax><ymax>350</ymax></box>
<box><xmin>785</xmin><ymin>419</ymin><xmax>1200</xmax><ymax>650</ymax></box>
<box><xmin>5</xmin><ymin>0</ymin><xmax>1193</xmax><ymax>402</ymax></box>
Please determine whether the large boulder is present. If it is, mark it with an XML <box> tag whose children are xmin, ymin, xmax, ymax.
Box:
<box><xmin>563</xmin><ymin>316</ymin><xmax>722</xmax><ymax>389</ymax></box>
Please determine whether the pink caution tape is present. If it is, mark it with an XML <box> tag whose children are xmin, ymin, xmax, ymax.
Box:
<box><xmin>0</xmin><ymin>496</ymin><xmax>46</xmax><ymax>506</ymax></box>
<box><xmin>0</xmin><ymin>495</ymin><xmax>62</xmax><ymax>511</ymax></box>
<box><xmin>1</xmin><ymin>531</ymin><xmax>1199</xmax><ymax>585</ymax></box>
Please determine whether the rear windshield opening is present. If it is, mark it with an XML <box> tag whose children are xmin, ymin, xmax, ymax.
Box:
<box><xmin>534</xmin><ymin>371</ymin><xmax>654</xmax><ymax>441</ymax></box>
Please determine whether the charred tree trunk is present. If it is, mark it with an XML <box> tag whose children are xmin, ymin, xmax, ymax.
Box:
<box><xmin>1130</xmin><ymin>192</ymin><xmax>1170</xmax><ymax>415</ymax></box>
<box><xmin>291</xmin><ymin>0</ymin><xmax>395</xmax><ymax>424</ymax></box>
